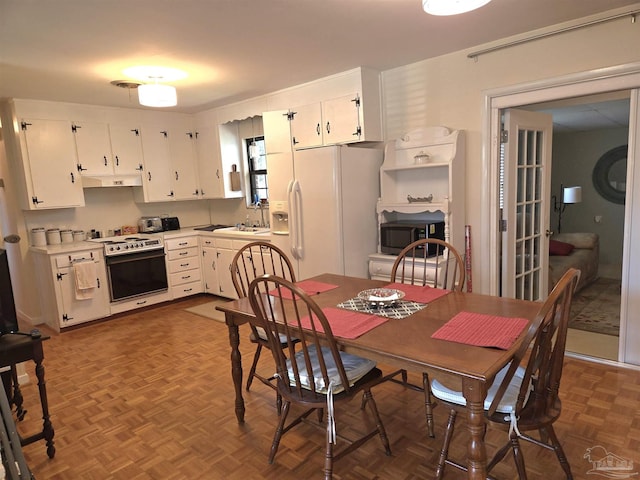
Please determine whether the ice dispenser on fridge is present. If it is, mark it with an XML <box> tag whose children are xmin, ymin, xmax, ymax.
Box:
<box><xmin>270</xmin><ymin>200</ymin><xmax>289</xmax><ymax>235</ymax></box>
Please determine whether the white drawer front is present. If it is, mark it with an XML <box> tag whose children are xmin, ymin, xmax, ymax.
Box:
<box><xmin>170</xmin><ymin>269</ymin><xmax>202</xmax><ymax>286</ymax></box>
<box><xmin>168</xmin><ymin>257</ymin><xmax>200</xmax><ymax>274</ymax></box>
<box><xmin>214</xmin><ymin>238</ymin><xmax>233</xmax><ymax>249</ymax></box>
<box><xmin>172</xmin><ymin>281</ymin><xmax>202</xmax><ymax>299</ymax></box>
<box><xmin>167</xmin><ymin>246</ymin><xmax>198</xmax><ymax>261</ymax></box>
<box><xmin>165</xmin><ymin>237</ymin><xmax>198</xmax><ymax>250</ymax></box>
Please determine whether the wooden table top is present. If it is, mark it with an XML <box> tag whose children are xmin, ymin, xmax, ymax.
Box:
<box><xmin>217</xmin><ymin>273</ymin><xmax>541</xmax><ymax>383</ymax></box>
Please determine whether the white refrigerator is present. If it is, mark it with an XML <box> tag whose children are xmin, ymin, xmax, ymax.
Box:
<box><xmin>268</xmin><ymin>145</ymin><xmax>382</xmax><ymax>280</ymax></box>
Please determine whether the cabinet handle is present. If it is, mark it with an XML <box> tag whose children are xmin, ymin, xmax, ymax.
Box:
<box><xmin>115</xmin><ymin>155</ymin><xmax>120</xmax><ymax>166</ymax></box>
<box><xmin>136</xmin><ymin>300</ymin><xmax>148</xmax><ymax>305</ymax></box>
<box><xmin>180</xmin><ymin>263</ymin><xmax>190</xmax><ymax>267</ymax></box>
<box><xmin>216</xmin><ymin>169</ymin><xmax>220</xmax><ymax>179</ymax></box>
<box><xmin>326</xmin><ymin>122</ymin><xmax>331</xmax><ymax>134</ymax></box>
<box><xmin>292</xmin><ymin>136</ymin><xmax>299</xmax><ymax>145</ymax></box>
<box><xmin>175</xmin><ymin>171</ymin><xmax>179</xmax><ymax>181</ymax></box>
<box><xmin>353</xmin><ymin>125</ymin><xmax>362</xmax><ymax>137</ymax></box>
<box><xmin>178</xmin><ymin>242</ymin><xmax>188</xmax><ymax>246</ymax></box>
<box><xmin>77</xmin><ymin>163</ymin><xmax>87</xmax><ymax>172</ymax></box>
<box><xmin>104</xmin><ymin>156</ymin><xmax>108</xmax><ymax>166</ymax></box>
<box><xmin>70</xmin><ymin>172</ymin><xmax>76</xmax><ymax>183</ymax></box>
<box><xmin>179</xmin><ymin>251</ymin><xmax>188</xmax><ymax>256</ymax></box>
<box><xmin>316</xmin><ymin>123</ymin><xmax>321</xmax><ymax>136</ymax></box>
<box><xmin>184</xmin><ymin>288</ymin><xmax>193</xmax><ymax>292</ymax></box>
<box><xmin>131</xmin><ymin>128</ymin><xmax>140</xmax><ymax>136</ymax></box>
<box><xmin>148</xmin><ymin>171</ymin><xmax>152</xmax><ymax>181</ymax></box>
<box><xmin>193</xmin><ymin>189</ymin><xmax>199</xmax><ymax>196</ymax></box>
<box><xmin>181</xmin><ymin>275</ymin><xmax>191</xmax><ymax>280</ymax></box>
<box><xmin>97</xmin><ymin>278</ymin><xmax>101</xmax><ymax>288</ymax></box>
<box><xmin>168</xmin><ymin>190</ymin><xmax>174</xmax><ymax>197</ymax></box>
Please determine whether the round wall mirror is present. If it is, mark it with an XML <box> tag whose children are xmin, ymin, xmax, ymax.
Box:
<box><xmin>592</xmin><ymin>144</ymin><xmax>627</xmax><ymax>205</ymax></box>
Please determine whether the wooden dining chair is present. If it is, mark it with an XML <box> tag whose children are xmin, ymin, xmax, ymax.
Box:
<box><xmin>430</xmin><ymin>267</ymin><xmax>581</xmax><ymax>480</ymax></box>
<box><xmin>382</xmin><ymin>238</ymin><xmax>466</xmax><ymax>437</ymax></box>
<box><xmin>230</xmin><ymin>241</ymin><xmax>298</xmax><ymax>411</ymax></box>
<box><xmin>247</xmin><ymin>274</ymin><xmax>392</xmax><ymax>480</ymax></box>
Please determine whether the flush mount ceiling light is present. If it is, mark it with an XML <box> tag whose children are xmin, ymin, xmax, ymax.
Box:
<box><xmin>121</xmin><ymin>66</ymin><xmax>187</xmax><ymax>108</ymax></box>
<box><xmin>422</xmin><ymin>0</ymin><xmax>491</xmax><ymax>15</ymax></box>
<box><xmin>137</xmin><ymin>79</ymin><xmax>177</xmax><ymax>107</ymax></box>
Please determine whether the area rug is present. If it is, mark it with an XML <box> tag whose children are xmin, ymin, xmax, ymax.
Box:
<box><xmin>569</xmin><ymin>277</ymin><xmax>620</xmax><ymax>336</ymax></box>
<box><xmin>184</xmin><ymin>300</ymin><xmax>230</xmax><ymax>323</ymax></box>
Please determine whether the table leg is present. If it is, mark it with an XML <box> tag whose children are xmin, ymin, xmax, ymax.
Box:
<box><xmin>462</xmin><ymin>378</ymin><xmax>486</xmax><ymax>480</ymax></box>
<box><xmin>34</xmin><ymin>359</ymin><xmax>55</xmax><ymax>458</ymax></box>
<box><xmin>227</xmin><ymin>315</ymin><xmax>245</xmax><ymax>424</ymax></box>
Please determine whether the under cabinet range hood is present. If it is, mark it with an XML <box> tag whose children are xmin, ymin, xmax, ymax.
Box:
<box><xmin>81</xmin><ymin>175</ymin><xmax>143</xmax><ymax>188</ymax></box>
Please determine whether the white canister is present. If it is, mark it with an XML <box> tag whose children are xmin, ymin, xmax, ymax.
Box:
<box><xmin>31</xmin><ymin>228</ymin><xmax>47</xmax><ymax>247</ymax></box>
<box><xmin>61</xmin><ymin>229</ymin><xmax>74</xmax><ymax>243</ymax></box>
<box><xmin>46</xmin><ymin>228</ymin><xmax>61</xmax><ymax>245</ymax></box>
<box><xmin>73</xmin><ymin>230</ymin><xmax>86</xmax><ymax>242</ymax></box>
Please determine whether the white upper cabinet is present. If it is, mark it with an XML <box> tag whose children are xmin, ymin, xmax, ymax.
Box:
<box><xmin>194</xmin><ymin>125</ymin><xmax>224</xmax><ymax>199</ymax></box>
<box><xmin>290</xmin><ymin>102</ymin><xmax>324</xmax><ymax>149</ymax></box>
<box><xmin>262</xmin><ymin>110</ymin><xmax>293</xmax><ymax>155</ymax></box>
<box><xmin>16</xmin><ymin>118</ymin><xmax>85</xmax><ymax>209</ymax></box>
<box><xmin>264</xmin><ymin>67</ymin><xmax>383</xmax><ymax>151</ymax></box>
<box><xmin>137</xmin><ymin>118</ymin><xmax>200</xmax><ymax>202</ymax></box>
<box><xmin>107</xmin><ymin>123</ymin><xmax>145</xmax><ymax>175</ymax></box>
<box><xmin>138</xmin><ymin>127</ymin><xmax>174</xmax><ymax>202</ymax></box>
<box><xmin>168</xmin><ymin>124</ymin><xmax>200</xmax><ymax>200</ymax></box>
<box><xmin>291</xmin><ymin>94</ymin><xmax>371</xmax><ymax>149</ymax></box>
<box><xmin>73</xmin><ymin>121</ymin><xmax>143</xmax><ymax>176</ymax></box>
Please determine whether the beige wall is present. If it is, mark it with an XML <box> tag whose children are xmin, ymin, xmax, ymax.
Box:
<box><xmin>380</xmin><ymin>14</ymin><xmax>640</xmax><ymax>291</ymax></box>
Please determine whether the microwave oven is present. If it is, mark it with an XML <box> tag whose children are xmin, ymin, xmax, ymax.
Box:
<box><xmin>380</xmin><ymin>221</ymin><xmax>445</xmax><ymax>256</ymax></box>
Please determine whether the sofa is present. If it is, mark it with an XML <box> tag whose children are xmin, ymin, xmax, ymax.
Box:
<box><xmin>549</xmin><ymin>232</ymin><xmax>599</xmax><ymax>293</ymax></box>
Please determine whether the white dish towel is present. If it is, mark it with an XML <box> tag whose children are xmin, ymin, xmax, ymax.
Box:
<box><xmin>73</xmin><ymin>260</ymin><xmax>98</xmax><ymax>300</ymax></box>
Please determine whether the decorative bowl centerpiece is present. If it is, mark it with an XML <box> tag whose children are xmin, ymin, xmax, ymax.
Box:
<box><xmin>357</xmin><ymin>288</ymin><xmax>405</xmax><ymax>308</ymax></box>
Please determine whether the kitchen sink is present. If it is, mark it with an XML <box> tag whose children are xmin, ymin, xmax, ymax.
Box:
<box><xmin>214</xmin><ymin>226</ymin><xmax>271</xmax><ymax>235</ymax></box>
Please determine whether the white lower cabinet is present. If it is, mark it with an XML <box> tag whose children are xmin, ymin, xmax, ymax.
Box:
<box><xmin>32</xmin><ymin>248</ymin><xmax>110</xmax><ymax>332</ymax></box>
<box><xmin>200</xmin><ymin>236</ymin><xmax>270</xmax><ymax>299</ymax></box>
<box><xmin>165</xmin><ymin>236</ymin><xmax>203</xmax><ymax>298</ymax></box>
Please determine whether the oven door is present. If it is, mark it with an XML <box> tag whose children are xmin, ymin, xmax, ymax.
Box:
<box><xmin>105</xmin><ymin>249</ymin><xmax>168</xmax><ymax>302</ymax></box>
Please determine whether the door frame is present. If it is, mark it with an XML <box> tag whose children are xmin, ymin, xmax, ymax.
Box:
<box><xmin>481</xmin><ymin>62</ymin><xmax>640</xmax><ymax>364</ymax></box>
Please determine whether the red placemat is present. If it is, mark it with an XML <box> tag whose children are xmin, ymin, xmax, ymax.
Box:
<box><xmin>431</xmin><ymin>311</ymin><xmax>529</xmax><ymax>350</ymax></box>
<box><xmin>270</xmin><ymin>279</ymin><xmax>339</xmax><ymax>300</ymax></box>
<box><xmin>299</xmin><ymin>307</ymin><xmax>388</xmax><ymax>339</ymax></box>
<box><xmin>383</xmin><ymin>283</ymin><xmax>451</xmax><ymax>304</ymax></box>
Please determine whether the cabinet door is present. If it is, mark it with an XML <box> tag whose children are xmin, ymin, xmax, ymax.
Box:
<box><xmin>262</xmin><ymin>110</ymin><xmax>292</xmax><ymax>155</ymax></box>
<box><xmin>201</xmin><ymin>246</ymin><xmax>220</xmax><ymax>294</ymax></box>
<box><xmin>73</xmin><ymin>121</ymin><xmax>112</xmax><ymax>175</ymax></box>
<box><xmin>139</xmin><ymin>128</ymin><xmax>174</xmax><ymax>202</ymax></box>
<box><xmin>195</xmin><ymin>126</ymin><xmax>224</xmax><ymax>199</ymax></box>
<box><xmin>57</xmin><ymin>261</ymin><xmax>110</xmax><ymax>327</ymax></box>
<box><xmin>322</xmin><ymin>94</ymin><xmax>361</xmax><ymax>145</ymax></box>
<box><xmin>215</xmin><ymin>247</ymin><xmax>237</xmax><ymax>299</ymax></box>
<box><xmin>169</xmin><ymin>130</ymin><xmax>200</xmax><ymax>200</ymax></box>
<box><xmin>290</xmin><ymin>102</ymin><xmax>323</xmax><ymax>149</ymax></box>
<box><xmin>218</xmin><ymin>122</ymin><xmax>244</xmax><ymax>198</ymax></box>
<box><xmin>109</xmin><ymin>124</ymin><xmax>144</xmax><ymax>175</ymax></box>
<box><xmin>20</xmin><ymin>118</ymin><xmax>85</xmax><ymax>209</ymax></box>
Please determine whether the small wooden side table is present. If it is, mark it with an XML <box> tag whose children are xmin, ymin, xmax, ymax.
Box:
<box><xmin>0</xmin><ymin>332</ymin><xmax>55</xmax><ymax>459</ymax></box>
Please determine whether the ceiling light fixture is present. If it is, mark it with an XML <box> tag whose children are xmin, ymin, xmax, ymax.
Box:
<box><xmin>422</xmin><ymin>0</ymin><xmax>491</xmax><ymax>16</ymax></box>
<box><xmin>138</xmin><ymin>78</ymin><xmax>177</xmax><ymax>108</ymax></box>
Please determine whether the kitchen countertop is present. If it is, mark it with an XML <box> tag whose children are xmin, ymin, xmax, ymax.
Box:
<box><xmin>29</xmin><ymin>226</ymin><xmax>273</xmax><ymax>255</ymax></box>
<box><xmin>30</xmin><ymin>241</ymin><xmax>104</xmax><ymax>255</ymax></box>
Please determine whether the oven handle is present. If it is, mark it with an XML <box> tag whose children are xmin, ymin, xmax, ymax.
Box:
<box><xmin>105</xmin><ymin>249</ymin><xmax>166</xmax><ymax>265</ymax></box>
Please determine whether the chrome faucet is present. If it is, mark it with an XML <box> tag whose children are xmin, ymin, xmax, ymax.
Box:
<box><xmin>254</xmin><ymin>201</ymin><xmax>266</xmax><ymax>228</ymax></box>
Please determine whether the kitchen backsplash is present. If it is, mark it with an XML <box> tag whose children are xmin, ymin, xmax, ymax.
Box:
<box><xmin>22</xmin><ymin>187</ymin><xmax>263</xmax><ymax>235</ymax></box>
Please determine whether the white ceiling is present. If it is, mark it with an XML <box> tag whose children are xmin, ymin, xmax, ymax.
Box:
<box><xmin>1</xmin><ymin>0</ymin><xmax>639</xmax><ymax>116</ymax></box>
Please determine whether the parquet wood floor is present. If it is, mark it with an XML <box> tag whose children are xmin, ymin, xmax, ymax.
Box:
<box><xmin>14</xmin><ymin>295</ymin><xmax>640</xmax><ymax>479</ymax></box>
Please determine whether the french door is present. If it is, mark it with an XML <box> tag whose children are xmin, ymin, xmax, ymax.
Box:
<box><xmin>501</xmin><ymin>109</ymin><xmax>553</xmax><ymax>300</ymax></box>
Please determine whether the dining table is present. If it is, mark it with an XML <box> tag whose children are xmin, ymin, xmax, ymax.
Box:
<box><xmin>216</xmin><ymin>273</ymin><xmax>540</xmax><ymax>480</ymax></box>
